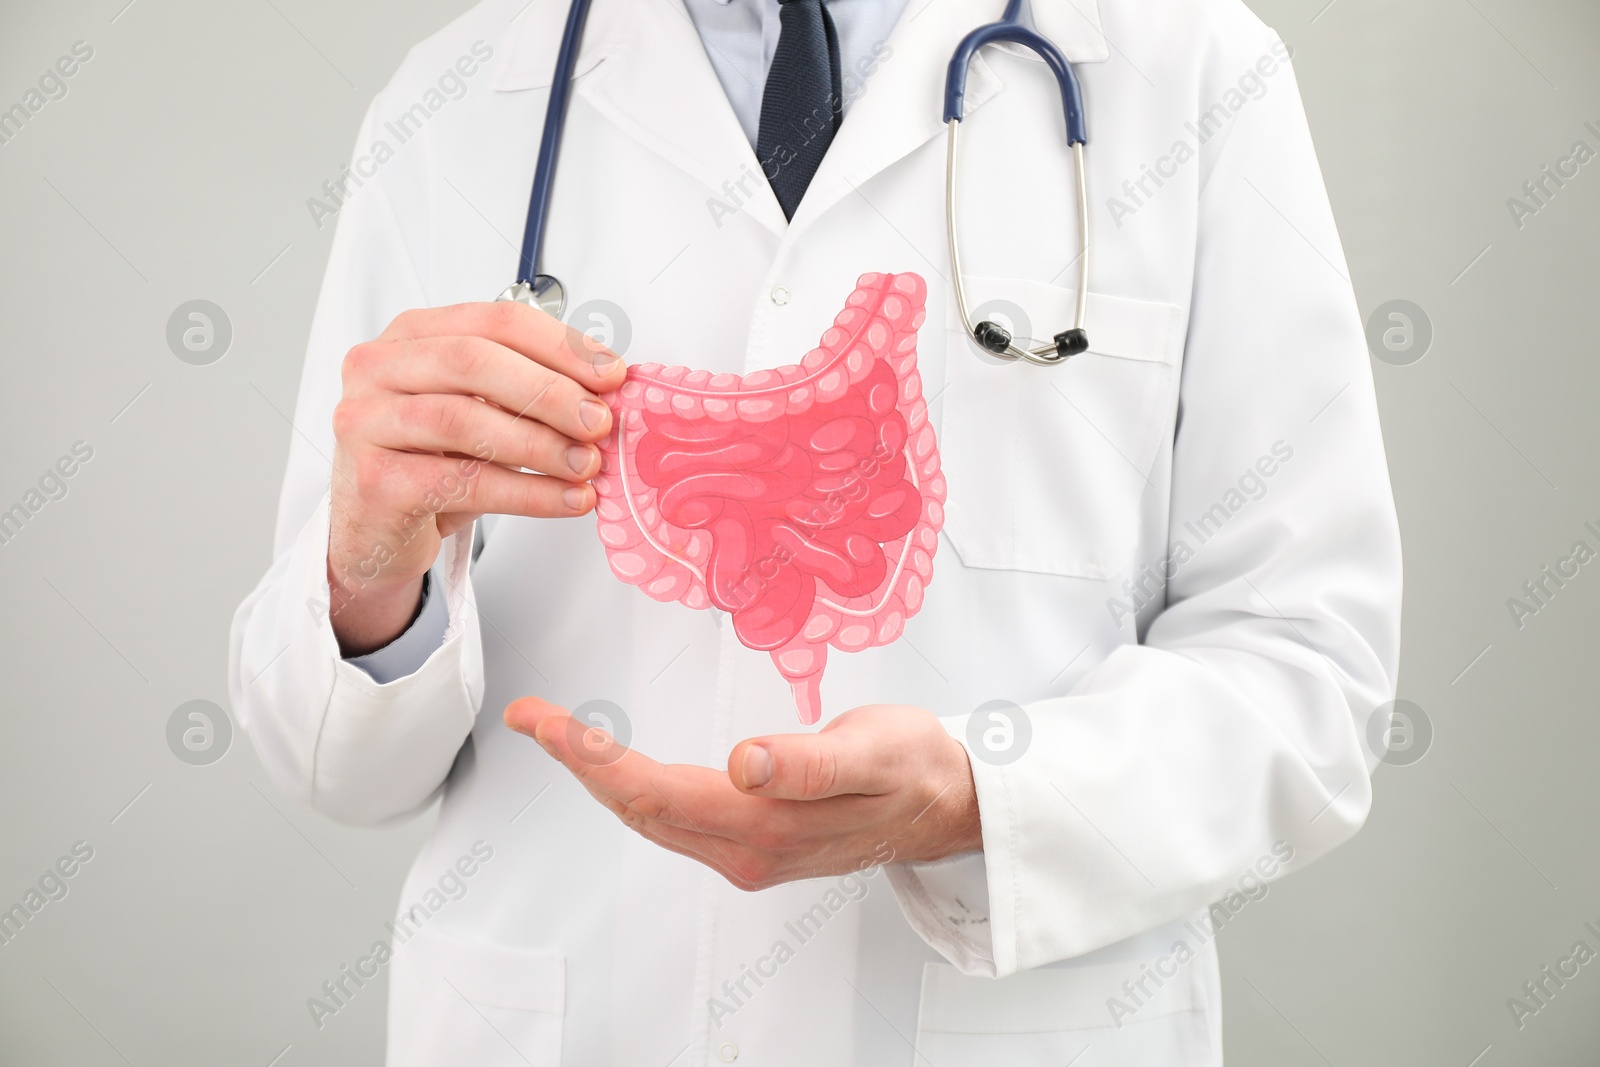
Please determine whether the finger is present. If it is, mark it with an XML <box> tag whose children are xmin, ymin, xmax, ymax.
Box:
<box><xmin>515</xmin><ymin>702</ymin><xmax>726</xmax><ymax>823</ymax></box>
<box><xmin>504</xmin><ymin>697</ymin><xmax>636</xmax><ymax>766</ymax></box>
<box><xmin>603</xmin><ymin>809</ymin><xmax>771</xmax><ymax>890</ymax></box>
<box><xmin>380</xmin><ymin>301</ymin><xmax>626</xmax><ymax>394</ymax></box>
<box><xmin>505</xmin><ymin>698</ymin><xmax>813</xmax><ymax>841</ymax></box>
<box><xmin>351</xmin><ymin>449</ymin><xmax>597</xmax><ymax>519</ymax></box>
<box><xmin>358</xmin><ymin>393</ymin><xmax>600</xmax><ymax>481</ymax></box>
<box><xmin>573</xmin><ymin>776</ymin><xmax>764</xmax><ymax>875</ymax></box>
<box><xmin>506</xmin><ymin>700</ymin><xmax>750</xmax><ymax>839</ymax></box>
<box><xmin>729</xmin><ymin>722</ymin><xmax>899</xmax><ymax>800</ymax></box>
<box><xmin>349</xmin><ymin>335</ymin><xmax>615</xmax><ymax>444</ymax></box>
<box><xmin>552</xmin><ymin>753</ymin><xmax>784</xmax><ymax>889</ymax></box>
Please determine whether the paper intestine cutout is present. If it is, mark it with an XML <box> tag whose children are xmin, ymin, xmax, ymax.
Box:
<box><xmin>592</xmin><ymin>272</ymin><xmax>945</xmax><ymax>725</ymax></box>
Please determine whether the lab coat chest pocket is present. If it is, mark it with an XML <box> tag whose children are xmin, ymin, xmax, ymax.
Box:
<box><xmin>914</xmin><ymin>957</ymin><xmax>1211</xmax><ymax>1066</ymax></box>
<box><xmin>387</xmin><ymin>925</ymin><xmax>566</xmax><ymax>1067</ymax></box>
<box><xmin>940</xmin><ymin>279</ymin><xmax>1185</xmax><ymax>579</ymax></box>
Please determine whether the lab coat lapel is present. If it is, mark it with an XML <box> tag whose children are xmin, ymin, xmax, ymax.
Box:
<box><xmin>490</xmin><ymin>0</ymin><xmax>1113</xmax><ymax>244</ymax></box>
<box><xmin>785</xmin><ymin>0</ymin><xmax>1112</xmax><ymax>242</ymax></box>
<box><xmin>493</xmin><ymin>0</ymin><xmax>788</xmax><ymax>238</ymax></box>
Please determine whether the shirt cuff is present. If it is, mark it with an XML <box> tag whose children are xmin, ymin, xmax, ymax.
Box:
<box><xmin>344</xmin><ymin>566</ymin><xmax>451</xmax><ymax>684</ymax></box>
<box><xmin>885</xmin><ymin>848</ymin><xmax>996</xmax><ymax>975</ymax></box>
<box><xmin>883</xmin><ymin>715</ymin><xmax>999</xmax><ymax>976</ymax></box>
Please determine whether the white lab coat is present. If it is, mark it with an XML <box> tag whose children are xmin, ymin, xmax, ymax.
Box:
<box><xmin>230</xmin><ymin>0</ymin><xmax>1402</xmax><ymax>1063</ymax></box>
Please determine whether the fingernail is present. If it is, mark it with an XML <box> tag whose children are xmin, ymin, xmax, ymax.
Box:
<box><xmin>742</xmin><ymin>744</ymin><xmax>773</xmax><ymax>788</ymax></box>
<box><xmin>591</xmin><ymin>350</ymin><xmax>622</xmax><ymax>374</ymax></box>
<box><xmin>579</xmin><ymin>400</ymin><xmax>607</xmax><ymax>431</ymax></box>
<box><xmin>562</xmin><ymin>485</ymin><xmax>588</xmax><ymax>510</ymax></box>
<box><xmin>566</xmin><ymin>445</ymin><xmax>594</xmax><ymax>475</ymax></box>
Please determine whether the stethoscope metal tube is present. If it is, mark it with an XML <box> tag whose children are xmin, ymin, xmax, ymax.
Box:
<box><xmin>944</xmin><ymin>0</ymin><xmax>1091</xmax><ymax>365</ymax></box>
<box><xmin>945</xmin><ymin>126</ymin><xmax>1091</xmax><ymax>365</ymax></box>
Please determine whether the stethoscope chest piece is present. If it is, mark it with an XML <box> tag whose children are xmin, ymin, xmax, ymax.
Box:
<box><xmin>497</xmin><ymin>274</ymin><xmax>566</xmax><ymax>318</ymax></box>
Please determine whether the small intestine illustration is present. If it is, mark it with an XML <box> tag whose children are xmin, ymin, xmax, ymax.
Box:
<box><xmin>592</xmin><ymin>272</ymin><xmax>945</xmax><ymax>725</ymax></box>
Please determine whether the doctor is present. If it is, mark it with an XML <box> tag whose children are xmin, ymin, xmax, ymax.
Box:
<box><xmin>231</xmin><ymin>0</ymin><xmax>1401</xmax><ymax>1063</ymax></box>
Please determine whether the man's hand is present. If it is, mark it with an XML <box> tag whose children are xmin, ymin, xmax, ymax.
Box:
<box><xmin>327</xmin><ymin>302</ymin><xmax>625</xmax><ymax>654</ymax></box>
<box><xmin>503</xmin><ymin>699</ymin><xmax>982</xmax><ymax>890</ymax></box>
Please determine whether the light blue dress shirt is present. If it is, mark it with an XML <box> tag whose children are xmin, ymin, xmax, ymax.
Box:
<box><xmin>349</xmin><ymin>0</ymin><xmax>912</xmax><ymax>682</ymax></box>
<box><xmin>684</xmin><ymin>0</ymin><xmax>912</xmax><ymax>148</ymax></box>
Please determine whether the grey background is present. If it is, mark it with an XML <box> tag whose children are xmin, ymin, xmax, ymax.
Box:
<box><xmin>1</xmin><ymin>0</ymin><xmax>1596</xmax><ymax>1063</ymax></box>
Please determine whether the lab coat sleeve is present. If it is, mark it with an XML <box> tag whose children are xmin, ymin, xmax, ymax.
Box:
<box><xmin>886</xmin><ymin>24</ymin><xmax>1402</xmax><ymax>977</ymax></box>
<box><xmin>227</xmin><ymin>94</ymin><xmax>485</xmax><ymax>826</ymax></box>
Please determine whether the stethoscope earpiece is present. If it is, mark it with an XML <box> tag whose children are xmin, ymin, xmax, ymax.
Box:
<box><xmin>972</xmin><ymin>322</ymin><xmax>1091</xmax><ymax>365</ymax></box>
<box><xmin>1054</xmin><ymin>329</ymin><xmax>1089</xmax><ymax>359</ymax></box>
<box><xmin>974</xmin><ymin>320</ymin><xmax>1013</xmax><ymax>355</ymax></box>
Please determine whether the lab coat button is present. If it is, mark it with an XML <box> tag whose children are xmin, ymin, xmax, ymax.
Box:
<box><xmin>770</xmin><ymin>285</ymin><xmax>790</xmax><ymax>306</ymax></box>
<box><xmin>717</xmin><ymin>1041</ymin><xmax>739</xmax><ymax>1061</ymax></box>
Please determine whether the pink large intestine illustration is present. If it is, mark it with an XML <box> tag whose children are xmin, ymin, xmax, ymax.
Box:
<box><xmin>591</xmin><ymin>272</ymin><xmax>945</xmax><ymax>725</ymax></box>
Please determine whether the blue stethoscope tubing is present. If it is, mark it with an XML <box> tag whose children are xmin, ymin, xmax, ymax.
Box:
<box><xmin>945</xmin><ymin>0</ymin><xmax>1092</xmax><ymax>364</ymax></box>
<box><xmin>498</xmin><ymin>0</ymin><xmax>597</xmax><ymax>316</ymax></box>
<box><xmin>501</xmin><ymin>0</ymin><xmax>1092</xmax><ymax>365</ymax></box>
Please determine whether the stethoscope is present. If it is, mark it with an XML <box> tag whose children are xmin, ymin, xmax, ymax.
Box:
<box><xmin>499</xmin><ymin>0</ymin><xmax>1091</xmax><ymax>367</ymax></box>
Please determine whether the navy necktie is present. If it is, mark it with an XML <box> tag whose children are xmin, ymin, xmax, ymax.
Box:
<box><xmin>756</xmin><ymin>0</ymin><xmax>842</xmax><ymax>221</ymax></box>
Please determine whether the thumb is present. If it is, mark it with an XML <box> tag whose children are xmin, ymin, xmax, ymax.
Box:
<box><xmin>729</xmin><ymin>720</ymin><xmax>895</xmax><ymax>800</ymax></box>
